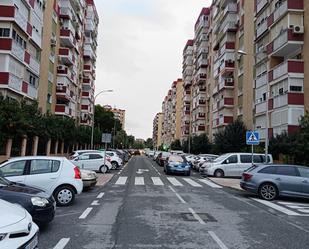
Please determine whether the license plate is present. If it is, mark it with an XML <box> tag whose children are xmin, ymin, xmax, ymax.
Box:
<box><xmin>25</xmin><ymin>234</ymin><xmax>38</xmax><ymax>249</ymax></box>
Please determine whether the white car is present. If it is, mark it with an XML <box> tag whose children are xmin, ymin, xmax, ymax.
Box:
<box><xmin>72</xmin><ymin>152</ymin><xmax>113</xmax><ymax>173</ymax></box>
<box><xmin>0</xmin><ymin>199</ymin><xmax>39</xmax><ymax>249</ymax></box>
<box><xmin>69</xmin><ymin>150</ymin><xmax>98</xmax><ymax>160</ymax></box>
<box><xmin>0</xmin><ymin>156</ymin><xmax>83</xmax><ymax>206</ymax></box>
<box><xmin>106</xmin><ymin>151</ymin><xmax>123</xmax><ymax>169</ymax></box>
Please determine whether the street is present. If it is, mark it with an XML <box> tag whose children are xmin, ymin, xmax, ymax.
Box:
<box><xmin>40</xmin><ymin>156</ymin><xmax>309</xmax><ymax>249</ymax></box>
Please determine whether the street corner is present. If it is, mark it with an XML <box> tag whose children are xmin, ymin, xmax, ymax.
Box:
<box><xmin>208</xmin><ymin>177</ymin><xmax>243</xmax><ymax>191</ymax></box>
<box><xmin>96</xmin><ymin>173</ymin><xmax>114</xmax><ymax>186</ymax></box>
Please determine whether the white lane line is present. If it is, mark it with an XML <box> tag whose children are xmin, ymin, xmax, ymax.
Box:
<box><xmin>251</xmin><ymin>198</ymin><xmax>300</xmax><ymax>216</ymax></box>
<box><xmin>278</xmin><ymin>201</ymin><xmax>309</xmax><ymax>206</ymax></box>
<box><xmin>53</xmin><ymin>238</ymin><xmax>70</xmax><ymax>249</ymax></box>
<box><xmin>167</xmin><ymin>177</ymin><xmax>183</xmax><ymax>186</ymax></box>
<box><xmin>79</xmin><ymin>207</ymin><xmax>93</xmax><ymax>219</ymax></box>
<box><xmin>168</xmin><ymin>186</ymin><xmax>186</xmax><ymax>204</ymax></box>
<box><xmin>135</xmin><ymin>177</ymin><xmax>145</xmax><ymax>185</ymax></box>
<box><xmin>91</xmin><ymin>200</ymin><xmax>100</xmax><ymax>206</ymax></box>
<box><xmin>151</xmin><ymin>177</ymin><xmax>164</xmax><ymax>186</ymax></box>
<box><xmin>182</xmin><ymin>178</ymin><xmax>202</xmax><ymax>187</ymax></box>
<box><xmin>115</xmin><ymin>176</ymin><xmax>127</xmax><ymax>185</ymax></box>
<box><xmin>199</xmin><ymin>179</ymin><xmax>223</xmax><ymax>189</ymax></box>
<box><xmin>188</xmin><ymin>207</ymin><xmax>205</xmax><ymax>225</ymax></box>
<box><xmin>96</xmin><ymin>192</ymin><xmax>104</xmax><ymax>199</ymax></box>
<box><xmin>208</xmin><ymin>231</ymin><xmax>228</xmax><ymax>249</ymax></box>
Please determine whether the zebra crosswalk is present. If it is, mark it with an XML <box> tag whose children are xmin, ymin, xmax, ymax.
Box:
<box><xmin>113</xmin><ymin>176</ymin><xmax>222</xmax><ymax>189</ymax></box>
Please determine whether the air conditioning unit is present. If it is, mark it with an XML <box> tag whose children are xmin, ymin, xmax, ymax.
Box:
<box><xmin>293</xmin><ymin>25</ymin><xmax>304</xmax><ymax>34</ymax></box>
<box><xmin>227</xmin><ymin>59</ymin><xmax>233</xmax><ymax>63</ymax></box>
<box><xmin>226</xmin><ymin>78</ymin><xmax>234</xmax><ymax>83</ymax></box>
<box><xmin>58</xmin><ymin>65</ymin><xmax>65</xmax><ymax>70</ymax></box>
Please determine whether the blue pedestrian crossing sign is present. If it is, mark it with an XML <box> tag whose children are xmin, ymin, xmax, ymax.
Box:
<box><xmin>246</xmin><ymin>131</ymin><xmax>260</xmax><ymax>145</ymax></box>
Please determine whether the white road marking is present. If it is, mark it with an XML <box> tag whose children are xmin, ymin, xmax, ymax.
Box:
<box><xmin>115</xmin><ymin>177</ymin><xmax>127</xmax><ymax>185</ymax></box>
<box><xmin>278</xmin><ymin>201</ymin><xmax>309</xmax><ymax>206</ymax></box>
<box><xmin>79</xmin><ymin>207</ymin><xmax>93</xmax><ymax>219</ymax></box>
<box><xmin>53</xmin><ymin>238</ymin><xmax>70</xmax><ymax>249</ymax></box>
<box><xmin>208</xmin><ymin>231</ymin><xmax>228</xmax><ymax>249</ymax></box>
<box><xmin>298</xmin><ymin>209</ymin><xmax>309</xmax><ymax>213</ymax></box>
<box><xmin>169</xmin><ymin>186</ymin><xmax>186</xmax><ymax>203</ymax></box>
<box><xmin>91</xmin><ymin>200</ymin><xmax>100</xmax><ymax>206</ymax></box>
<box><xmin>167</xmin><ymin>177</ymin><xmax>183</xmax><ymax>186</ymax></box>
<box><xmin>199</xmin><ymin>179</ymin><xmax>223</xmax><ymax>188</ymax></box>
<box><xmin>151</xmin><ymin>177</ymin><xmax>164</xmax><ymax>186</ymax></box>
<box><xmin>96</xmin><ymin>192</ymin><xmax>104</xmax><ymax>199</ymax></box>
<box><xmin>188</xmin><ymin>207</ymin><xmax>205</xmax><ymax>225</ymax></box>
<box><xmin>182</xmin><ymin>178</ymin><xmax>202</xmax><ymax>187</ymax></box>
<box><xmin>135</xmin><ymin>177</ymin><xmax>145</xmax><ymax>185</ymax></box>
<box><xmin>251</xmin><ymin>198</ymin><xmax>301</xmax><ymax>216</ymax></box>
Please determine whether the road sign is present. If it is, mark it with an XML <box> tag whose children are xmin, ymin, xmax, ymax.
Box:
<box><xmin>246</xmin><ymin>131</ymin><xmax>260</xmax><ymax>145</ymax></box>
<box><xmin>102</xmin><ymin>133</ymin><xmax>112</xmax><ymax>143</ymax></box>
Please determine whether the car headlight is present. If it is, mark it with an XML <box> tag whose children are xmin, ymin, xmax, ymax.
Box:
<box><xmin>0</xmin><ymin>234</ymin><xmax>7</xmax><ymax>241</ymax></box>
<box><xmin>31</xmin><ymin>197</ymin><xmax>49</xmax><ymax>207</ymax></box>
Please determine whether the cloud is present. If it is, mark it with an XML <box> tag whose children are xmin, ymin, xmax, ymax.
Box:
<box><xmin>95</xmin><ymin>0</ymin><xmax>212</xmax><ymax>139</ymax></box>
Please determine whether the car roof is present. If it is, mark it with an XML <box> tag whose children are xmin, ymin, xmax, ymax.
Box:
<box><xmin>5</xmin><ymin>156</ymin><xmax>66</xmax><ymax>162</ymax></box>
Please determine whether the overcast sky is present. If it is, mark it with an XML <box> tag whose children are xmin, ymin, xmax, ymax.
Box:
<box><xmin>94</xmin><ymin>0</ymin><xmax>212</xmax><ymax>140</ymax></box>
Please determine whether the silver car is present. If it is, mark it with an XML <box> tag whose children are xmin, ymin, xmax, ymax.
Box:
<box><xmin>240</xmin><ymin>164</ymin><xmax>309</xmax><ymax>201</ymax></box>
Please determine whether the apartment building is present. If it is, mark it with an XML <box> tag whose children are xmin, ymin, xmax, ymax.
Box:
<box><xmin>254</xmin><ymin>0</ymin><xmax>305</xmax><ymax>141</ymax></box>
<box><xmin>153</xmin><ymin>112</ymin><xmax>163</xmax><ymax>149</ymax></box>
<box><xmin>104</xmin><ymin>105</ymin><xmax>126</xmax><ymax>130</ymax></box>
<box><xmin>0</xmin><ymin>0</ymin><xmax>44</xmax><ymax>101</ymax></box>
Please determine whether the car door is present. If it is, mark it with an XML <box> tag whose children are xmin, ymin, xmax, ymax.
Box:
<box><xmin>88</xmin><ymin>153</ymin><xmax>104</xmax><ymax>171</ymax></box>
<box><xmin>297</xmin><ymin>167</ymin><xmax>309</xmax><ymax>196</ymax></box>
<box><xmin>24</xmin><ymin>159</ymin><xmax>61</xmax><ymax>194</ymax></box>
<box><xmin>222</xmin><ymin>155</ymin><xmax>238</xmax><ymax>176</ymax></box>
<box><xmin>0</xmin><ymin>160</ymin><xmax>28</xmax><ymax>184</ymax></box>
<box><xmin>275</xmin><ymin>166</ymin><xmax>302</xmax><ymax>196</ymax></box>
<box><xmin>75</xmin><ymin>154</ymin><xmax>91</xmax><ymax>170</ymax></box>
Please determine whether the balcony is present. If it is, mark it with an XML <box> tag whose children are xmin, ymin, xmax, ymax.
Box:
<box><xmin>256</xmin><ymin>0</ymin><xmax>268</xmax><ymax>14</ymax></box>
<box><xmin>59</xmin><ymin>4</ymin><xmax>73</xmax><ymax>20</ymax></box>
<box><xmin>267</xmin><ymin>29</ymin><xmax>304</xmax><ymax>57</ymax></box>
<box><xmin>29</xmin><ymin>56</ymin><xmax>40</xmax><ymax>75</ymax></box>
<box><xmin>21</xmin><ymin>81</ymin><xmax>38</xmax><ymax>99</ymax></box>
<box><xmin>268</xmin><ymin>60</ymin><xmax>304</xmax><ymax>83</ymax></box>
<box><xmin>83</xmin><ymin>64</ymin><xmax>92</xmax><ymax>73</ymax></box>
<box><xmin>218</xmin><ymin>98</ymin><xmax>234</xmax><ymax>109</ymax></box>
<box><xmin>83</xmin><ymin>45</ymin><xmax>96</xmax><ymax>59</ymax></box>
<box><xmin>255</xmin><ymin>101</ymin><xmax>267</xmax><ymax>115</ymax></box>
<box><xmin>219</xmin><ymin>77</ymin><xmax>234</xmax><ymax>91</ymax></box>
<box><xmin>195</xmin><ymin>20</ymin><xmax>208</xmax><ymax>33</ymax></box>
<box><xmin>59</xmin><ymin>48</ymin><xmax>74</xmax><ymax>65</ymax></box>
<box><xmin>197</xmin><ymin>56</ymin><xmax>208</xmax><ymax>68</ymax></box>
<box><xmin>0</xmin><ymin>72</ymin><xmax>22</xmax><ymax>93</ymax></box>
<box><xmin>220</xmin><ymin>60</ymin><xmax>235</xmax><ymax>76</ymax></box>
<box><xmin>55</xmin><ymin>104</ymin><xmax>71</xmax><ymax>116</ymax></box>
<box><xmin>255</xmin><ymin>72</ymin><xmax>267</xmax><ymax>88</ymax></box>
<box><xmin>60</xmin><ymin>29</ymin><xmax>76</xmax><ymax>48</ymax></box>
<box><xmin>267</xmin><ymin>0</ymin><xmax>304</xmax><ymax>28</ymax></box>
<box><xmin>256</xmin><ymin>20</ymin><xmax>268</xmax><ymax>39</ymax></box>
<box><xmin>57</xmin><ymin>66</ymin><xmax>75</xmax><ymax>82</ymax></box>
<box><xmin>11</xmin><ymin>40</ymin><xmax>25</xmax><ymax>62</ymax></box>
<box><xmin>217</xmin><ymin>42</ymin><xmax>235</xmax><ymax>59</ymax></box>
<box><xmin>85</xmin><ymin>19</ymin><xmax>96</xmax><ymax>32</ymax></box>
<box><xmin>272</xmin><ymin>93</ymin><xmax>304</xmax><ymax>109</ymax></box>
<box><xmin>56</xmin><ymin>86</ymin><xmax>71</xmax><ymax>102</ymax></box>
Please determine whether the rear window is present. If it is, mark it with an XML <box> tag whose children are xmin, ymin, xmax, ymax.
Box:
<box><xmin>298</xmin><ymin>167</ymin><xmax>309</xmax><ymax>178</ymax></box>
<box><xmin>168</xmin><ymin>155</ymin><xmax>184</xmax><ymax>163</ymax></box>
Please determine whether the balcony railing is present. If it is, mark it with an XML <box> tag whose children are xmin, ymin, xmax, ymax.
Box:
<box><xmin>256</xmin><ymin>0</ymin><xmax>268</xmax><ymax>14</ymax></box>
<box><xmin>11</xmin><ymin>41</ymin><xmax>24</xmax><ymax>62</ymax></box>
<box><xmin>256</xmin><ymin>21</ymin><xmax>268</xmax><ymax>39</ymax></box>
<box><xmin>255</xmin><ymin>101</ymin><xmax>267</xmax><ymax>114</ymax></box>
<box><xmin>255</xmin><ymin>72</ymin><xmax>267</xmax><ymax>88</ymax></box>
<box><xmin>268</xmin><ymin>60</ymin><xmax>304</xmax><ymax>83</ymax></box>
<box><xmin>29</xmin><ymin>56</ymin><xmax>40</xmax><ymax>75</ymax></box>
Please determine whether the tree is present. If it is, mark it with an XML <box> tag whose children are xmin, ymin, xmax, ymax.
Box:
<box><xmin>213</xmin><ymin>119</ymin><xmax>247</xmax><ymax>154</ymax></box>
<box><xmin>170</xmin><ymin>139</ymin><xmax>182</xmax><ymax>150</ymax></box>
<box><xmin>269</xmin><ymin>132</ymin><xmax>295</xmax><ymax>161</ymax></box>
<box><xmin>145</xmin><ymin>138</ymin><xmax>154</xmax><ymax>149</ymax></box>
<box><xmin>191</xmin><ymin>134</ymin><xmax>212</xmax><ymax>154</ymax></box>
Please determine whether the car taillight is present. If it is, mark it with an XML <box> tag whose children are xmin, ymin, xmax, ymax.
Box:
<box><xmin>106</xmin><ymin>156</ymin><xmax>111</xmax><ymax>162</ymax></box>
<box><xmin>74</xmin><ymin>167</ymin><xmax>81</xmax><ymax>179</ymax></box>
<box><xmin>242</xmin><ymin>173</ymin><xmax>252</xmax><ymax>182</ymax></box>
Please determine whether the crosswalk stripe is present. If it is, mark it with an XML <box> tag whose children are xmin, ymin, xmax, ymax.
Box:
<box><xmin>167</xmin><ymin>177</ymin><xmax>183</xmax><ymax>186</ymax></box>
<box><xmin>151</xmin><ymin>177</ymin><xmax>164</xmax><ymax>186</ymax></box>
<box><xmin>115</xmin><ymin>177</ymin><xmax>127</xmax><ymax>185</ymax></box>
<box><xmin>182</xmin><ymin>178</ymin><xmax>202</xmax><ymax>187</ymax></box>
<box><xmin>135</xmin><ymin>177</ymin><xmax>144</xmax><ymax>185</ymax></box>
<box><xmin>199</xmin><ymin>179</ymin><xmax>223</xmax><ymax>189</ymax></box>
<box><xmin>297</xmin><ymin>209</ymin><xmax>309</xmax><ymax>213</ymax></box>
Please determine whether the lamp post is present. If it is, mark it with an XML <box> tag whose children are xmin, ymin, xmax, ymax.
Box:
<box><xmin>91</xmin><ymin>89</ymin><xmax>113</xmax><ymax>149</ymax></box>
<box><xmin>237</xmin><ymin>50</ymin><xmax>269</xmax><ymax>163</ymax></box>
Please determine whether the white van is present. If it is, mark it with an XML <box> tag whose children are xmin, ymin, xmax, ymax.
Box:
<box><xmin>200</xmin><ymin>153</ymin><xmax>273</xmax><ymax>177</ymax></box>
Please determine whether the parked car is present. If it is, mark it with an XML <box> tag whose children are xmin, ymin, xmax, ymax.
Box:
<box><xmin>153</xmin><ymin>151</ymin><xmax>162</xmax><ymax>161</ymax></box>
<box><xmin>0</xmin><ymin>199</ymin><xmax>39</xmax><ymax>249</ymax></box>
<box><xmin>72</xmin><ymin>152</ymin><xmax>113</xmax><ymax>173</ymax></box>
<box><xmin>69</xmin><ymin>150</ymin><xmax>98</xmax><ymax>160</ymax></box>
<box><xmin>80</xmin><ymin>169</ymin><xmax>97</xmax><ymax>190</ymax></box>
<box><xmin>156</xmin><ymin>152</ymin><xmax>171</xmax><ymax>166</ymax></box>
<box><xmin>0</xmin><ymin>156</ymin><xmax>83</xmax><ymax>206</ymax></box>
<box><xmin>201</xmin><ymin>153</ymin><xmax>273</xmax><ymax>177</ymax></box>
<box><xmin>192</xmin><ymin>156</ymin><xmax>210</xmax><ymax>171</ymax></box>
<box><xmin>164</xmin><ymin>155</ymin><xmax>191</xmax><ymax>176</ymax></box>
<box><xmin>185</xmin><ymin>155</ymin><xmax>198</xmax><ymax>166</ymax></box>
<box><xmin>241</xmin><ymin>164</ymin><xmax>309</xmax><ymax>201</ymax></box>
<box><xmin>0</xmin><ymin>176</ymin><xmax>56</xmax><ymax>226</ymax></box>
<box><xmin>106</xmin><ymin>151</ymin><xmax>123</xmax><ymax>169</ymax></box>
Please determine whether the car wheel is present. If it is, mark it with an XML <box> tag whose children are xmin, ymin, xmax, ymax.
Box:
<box><xmin>214</xmin><ymin>169</ymin><xmax>224</xmax><ymax>178</ymax></box>
<box><xmin>111</xmin><ymin>161</ymin><xmax>118</xmax><ymax>170</ymax></box>
<box><xmin>259</xmin><ymin>183</ymin><xmax>278</xmax><ymax>201</ymax></box>
<box><xmin>100</xmin><ymin>165</ymin><xmax>108</xmax><ymax>174</ymax></box>
<box><xmin>54</xmin><ymin>185</ymin><xmax>75</xmax><ymax>207</ymax></box>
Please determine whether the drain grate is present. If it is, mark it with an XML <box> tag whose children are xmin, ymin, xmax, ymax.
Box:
<box><xmin>160</xmin><ymin>212</ymin><xmax>217</xmax><ymax>223</ymax></box>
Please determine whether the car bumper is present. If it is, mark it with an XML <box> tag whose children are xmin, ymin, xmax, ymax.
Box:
<box><xmin>240</xmin><ymin>181</ymin><xmax>258</xmax><ymax>193</ymax></box>
<box><xmin>83</xmin><ymin>178</ymin><xmax>97</xmax><ymax>188</ymax></box>
<box><xmin>167</xmin><ymin>167</ymin><xmax>190</xmax><ymax>174</ymax></box>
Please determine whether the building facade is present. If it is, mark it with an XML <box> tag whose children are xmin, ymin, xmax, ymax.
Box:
<box><xmin>153</xmin><ymin>112</ymin><xmax>163</xmax><ymax>149</ymax></box>
<box><xmin>104</xmin><ymin>105</ymin><xmax>126</xmax><ymax>130</ymax></box>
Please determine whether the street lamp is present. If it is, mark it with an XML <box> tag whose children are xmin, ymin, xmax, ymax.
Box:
<box><xmin>91</xmin><ymin>89</ymin><xmax>114</xmax><ymax>149</ymax></box>
<box><xmin>237</xmin><ymin>50</ymin><xmax>269</xmax><ymax>163</ymax></box>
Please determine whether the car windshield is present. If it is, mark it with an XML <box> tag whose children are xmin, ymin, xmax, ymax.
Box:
<box><xmin>213</xmin><ymin>154</ymin><xmax>229</xmax><ymax>162</ymax></box>
<box><xmin>169</xmin><ymin>155</ymin><xmax>184</xmax><ymax>163</ymax></box>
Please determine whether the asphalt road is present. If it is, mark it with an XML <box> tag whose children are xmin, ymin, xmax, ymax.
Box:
<box><xmin>39</xmin><ymin>156</ymin><xmax>309</xmax><ymax>249</ymax></box>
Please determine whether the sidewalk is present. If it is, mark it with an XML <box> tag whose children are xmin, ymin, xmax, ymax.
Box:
<box><xmin>208</xmin><ymin>177</ymin><xmax>243</xmax><ymax>191</ymax></box>
<box><xmin>96</xmin><ymin>173</ymin><xmax>114</xmax><ymax>186</ymax></box>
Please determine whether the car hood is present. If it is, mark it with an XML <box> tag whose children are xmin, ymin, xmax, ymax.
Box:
<box><xmin>0</xmin><ymin>200</ymin><xmax>26</xmax><ymax>229</ymax></box>
<box><xmin>0</xmin><ymin>182</ymin><xmax>49</xmax><ymax>199</ymax></box>
<box><xmin>168</xmin><ymin>162</ymin><xmax>187</xmax><ymax>167</ymax></box>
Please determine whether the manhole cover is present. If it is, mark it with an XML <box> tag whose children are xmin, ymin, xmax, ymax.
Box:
<box><xmin>160</xmin><ymin>213</ymin><xmax>217</xmax><ymax>223</ymax></box>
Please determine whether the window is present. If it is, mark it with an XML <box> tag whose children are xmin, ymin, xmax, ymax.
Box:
<box><xmin>276</xmin><ymin>166</ymin><xmax>298</xmax><ymax>176</ymax></box>
<box><xmin>29</xmin><ymin>73</ymin><xmax>37</xmax><ymax>86</ymax></box>
<box><xmin>225</xmin><ymin>155</ymin><xmax>238</xmax><ymax>164</ymax></box>
<box><xmin>89</xmin><ymin>154</ymin><xmax>103</xmax><ymax>160</ymax></box>
<box><xmin>240</xmin><ymin>155</ymin><xmax>252</xmax><ymax>163</ymax></box>
<box><xmin>79</xmin><ymin>155</ymin><xmax>90</xmax><ymax>160</ymax></box>
<box><xmin>0</xmin><ymin>161</ymin><xmax>26</xmax><ymax>177</ymax></box>
<box><xmin>253</xmin><ymin>155</ymin><xmax>263</xmax><ymax>163</ymax></box>
<box><xmin>290</xmin><ymin>86</ymin><xmax>302</xmax><ymax>92</ymax></box>
<box><xmin>297</xmin><ymin>167</ymin><xmax>309</xmax><ymax>178</ymax></box>
<box><xmin>0</xmin><ymin>28</ymin><xmax>10</xmax><ymax>37</ymax></box>
<box><xmin>258</xmin><ymin>166</ymin><xmax>277</xmax><ymax>174</ymax></box>
<box><xmin>30</xmin><ymin>160</ymin><xmax>60</xmax><ymax>175</ymax></box>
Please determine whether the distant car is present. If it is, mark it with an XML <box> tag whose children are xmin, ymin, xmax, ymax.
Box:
<box><xmin>106</xmin><ymin>151</ymin><xmax>123</xmax><ymax>169</ymax></box>
<box><xmin>69</xmin><ymin>150</ymin><xmax>98</xmax><ymax>160</ymax></box>
<box><xmin>0</xmin><ymin>156</ymin><xmax>83</xmax><ymax>206</ymax></box>
<box><xmin>156</xmin><ymin>152</ymin><xmax>171</xmax><ymax>166</ymax></box>
<box><xmin>80</xmin><ymin>169</ymin><xmax>97</xmax><ymax>190</ymax></box>
<box><xmin>0</xmin><ymin>199</ymin><xmax>39</xmax><ymax>249</ymax></box>
<box><xmin>153</xmin><ymin>151</ymin><xmax>162</xmax><ymax>161</ymax></box>
<box><xmin>72</xmin><ymin>152</ymin><xmax>113</xmax><ymax>173</ymax></box>
<box><xmin>201</xmin><ymin>153</ymin><xmax>273</xmax><ymax>177</ymax></box>
<box><xmin>0</xmin><ymin>176</ymin><xmax>56</xmax><ymax>226</ymax></box>
<box><xmin>164</xmin><ymin>155</ymin><xmax>191</xmax><ymax>176</ymax></box>
<box><xmin>133</xmin><ymin>150</ymin><xmax>141</xmax><ymax>155</ymax></box>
